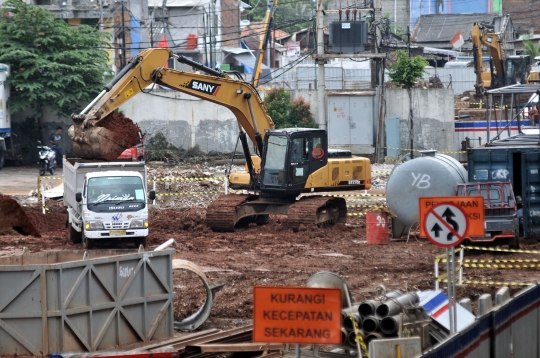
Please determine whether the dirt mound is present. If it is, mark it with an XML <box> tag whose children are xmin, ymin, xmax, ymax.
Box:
<box><xmin>148</xmin><ymin>207</ymin><xmax>209</xmax><ymax>245</ymax></box>
<box><xmin>94</xmin><ymin>112</ymin><xmax>141</xmax><ymax>160</ymax></box>
<box><xmin>0</xmin><ymin>194</ymin><xmax>41</xmax><ymax>237</ymax></box>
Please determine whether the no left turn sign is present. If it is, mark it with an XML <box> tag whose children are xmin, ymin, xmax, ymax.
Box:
<box><xmin>423</xmin><ymin>203</ymin><xmax>469</xmax><ymax>248</ymax></box>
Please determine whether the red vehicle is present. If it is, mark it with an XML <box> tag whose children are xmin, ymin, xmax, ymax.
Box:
<box><xmin>118</xmin><ymin>133</ymin><xmax>146</xmax><ymax>161</ymax></box>
<box><xmin>455</xmin><ymin>181</ymin><xmax>519</xmax><ymax>248</ymax></box>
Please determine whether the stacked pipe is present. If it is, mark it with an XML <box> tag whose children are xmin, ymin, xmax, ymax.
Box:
<box><xmin>341</xmin><ymin>290</ymin><xmax>420</xmax><ymax>347</ymax></box>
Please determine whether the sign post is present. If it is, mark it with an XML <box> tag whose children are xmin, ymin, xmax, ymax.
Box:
<box><xmin>421</xmin><ymin>201</ymin><xmax>471</xmax><ymax>335</ymax></box>
<box><xmin>253</xmin><ymin>286</ymin><xmax>342</xmax><ymax>355</ymax></box>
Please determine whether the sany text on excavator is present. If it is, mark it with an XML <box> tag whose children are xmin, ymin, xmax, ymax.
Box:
<box><xmin>68</xmin><ymin>48</ymin><xmax>371</xmax><ymax>231</ymax></box>
<box><xmin>471</xmin><ymin>22</ymin><xmax>539</xmax><ymax>95</ymax></box>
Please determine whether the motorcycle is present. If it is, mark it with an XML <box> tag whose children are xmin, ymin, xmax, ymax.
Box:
<box><xmin>37</xmin><ymin>141</ymin><xmax>56</xmax><ymax>176</ymax></box>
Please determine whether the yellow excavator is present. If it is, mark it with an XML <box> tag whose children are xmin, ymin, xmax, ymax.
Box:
<box><xmin>472</xmin><ymin>22</ymin><xmax>539</xmax><ymax>95</ymax></box>
<box><xmin>69</xmin><ymin>48</ymin><xmax>371</xmax><ymax>231</ymax></box>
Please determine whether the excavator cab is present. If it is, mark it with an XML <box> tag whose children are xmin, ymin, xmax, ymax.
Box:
<box><xmin>260</xmin><ymin>128</ymin><xmax>328</xmax><ymax>196</ymax></box>
<box><xmin>505</xmin><ymin>55</ymin><xmax>531</xmax><ymax>86</ymax></box>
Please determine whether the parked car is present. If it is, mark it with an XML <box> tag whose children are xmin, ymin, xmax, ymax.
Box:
<box><xmin>455</xmin><ymin>181</ymin><xmax>519</xmax><ymax>248</ymax></box>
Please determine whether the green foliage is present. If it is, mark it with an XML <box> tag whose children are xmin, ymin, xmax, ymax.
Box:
<box><xmin>264</xmin><ymin>88</ymin><xmax>317</xmax><ymax>128</ymax></box>
<box><xmin>146</xmin><ymin>132</ymin><xmax>177</xmax><ymax>151</ymax></box>
<box><xmin>523</xmin><ymin>39</ymin><xmax>540</xmax><ymax>60</ymax></box>
<box><xmin>387</xmin><ymin>50</ymin><xmax>429</xmax><ymax>88</ymax></box>
<box><xmin>0</xmin><ymin>0</ymin><xmax>112</xmax><ymax>116</ymax></box>
<box><xmin>145</xmin><ymin>132</ymin><xmax>232</xmax><ymax>164</ymax></box>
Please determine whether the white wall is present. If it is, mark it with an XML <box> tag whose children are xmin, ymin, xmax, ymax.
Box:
<box><xmin>385</xmin><ymin>88</ymin><xmax>455</xmax><ymax>155</ymax></box>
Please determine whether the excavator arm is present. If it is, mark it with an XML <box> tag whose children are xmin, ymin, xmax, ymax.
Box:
<box><xmin>471</xmin><ymin>22</ymin><xmax>506</xmax><ymax>94</ymax></box>
<box><xmin>69</xmin><ymin>48</ymin><xmax>274</xmax><ymax>160</ymax></box>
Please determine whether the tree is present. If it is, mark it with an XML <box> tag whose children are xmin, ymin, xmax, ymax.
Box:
<box><xmin>387</xmin><ymin>50</ymin><xmax>429</xmax><ymax>88</ymax></box>
<box><xmin>0</xmin><ymin>0</ymin><xmax>111</xmax><ymax>139</ymax></box>
<box><xmin>264</xmin><ymin>87</ymin><xmax>317</xmax><ymax>128</ymax></box>
<box><xmin>523</xmin><ymin>39</ymin><xmax>540</xmax><ymax>60</ymax></box>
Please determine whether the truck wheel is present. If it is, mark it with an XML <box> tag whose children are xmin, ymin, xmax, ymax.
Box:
<box><xmin>509</xmin><ymin>236</ymin><xmax>520</xmax><ymax>249</ymax></box>
<box><xmin>137</xmin><ymin>236</ymin><xmax>147</xmax><ymax>248</ymax></box>
<box><xmin>68</xmin><ymin>223</ymin><xmax>82</xmax><ymax>244</ymax></box>
<box><xmin>82</xmin><ymin>235</ymin><xmax>95</xmax><ymax>249</ymax></box>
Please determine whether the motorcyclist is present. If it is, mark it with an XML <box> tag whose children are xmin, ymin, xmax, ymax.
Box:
<box><xmin>49</xmin><ymin>126</ymin><xmax>63</xmax><ymax>167</ymax></box>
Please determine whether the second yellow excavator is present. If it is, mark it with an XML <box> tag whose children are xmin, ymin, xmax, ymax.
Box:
<box><xmin>472</xmin><ymin>22</ymin><xmax>539</xmax><ymax>95</ymax></box>
<box><xmin>69</xmin><ymin>48</ymin><xmax>371</xmax><ymax>231</ymax></box>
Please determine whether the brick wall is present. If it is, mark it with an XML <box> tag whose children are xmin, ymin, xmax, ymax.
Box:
<box><xmin>503</xmin><ymin>0</ymin><xmax>539</xmax><ymax>34</ymax></box>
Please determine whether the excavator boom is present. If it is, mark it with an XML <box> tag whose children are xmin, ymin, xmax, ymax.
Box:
<box><xmin>471</xmin><ymin>22</ymin><xmax>505</xmax><ymax>94</ymax></box>
<box><xmin>69</xmin><ymin>48</ymin><xmax>274</xmax><ymax>160</ymax></box>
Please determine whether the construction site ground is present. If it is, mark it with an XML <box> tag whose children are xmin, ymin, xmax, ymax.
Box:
<box><xmin>1</xmin><ymin>163</ymin><xmax>539</xmax><ymax>332</ymax></box>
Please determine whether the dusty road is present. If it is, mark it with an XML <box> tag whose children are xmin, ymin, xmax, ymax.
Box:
<box><xmin>0</xmin><ymin>165</ymin><xmax>63</xmax><ymax>196</ymax></box>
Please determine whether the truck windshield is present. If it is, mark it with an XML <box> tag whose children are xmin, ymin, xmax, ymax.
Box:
<box><xmin>87</xmin><ymin>176</ymin><xmax>145</xmax><ymax>204</ymax></box>
<box><xmin>263</xmin><ymin>135</ymin><xmax>288</xmax><ymax>186</ymax></box>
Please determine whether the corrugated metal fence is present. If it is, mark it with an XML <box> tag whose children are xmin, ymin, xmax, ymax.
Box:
<box><xmin>421</xmin><ymin>284</ymin><xmax>540</xmax><ymax>357</ymax></box>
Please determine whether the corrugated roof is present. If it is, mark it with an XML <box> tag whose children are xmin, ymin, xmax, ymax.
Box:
<box><xmin>241</xmin><ymin>22</ymin><xmax>291</xmax><ymax>41</ymax></box>
<box><xmin>412</xmin><ymin>13</ymin><xmax>503</xmax><ymax>44</ymax></box>
<box><xmin>487</xmin><ymin>84</ymin><xmax>540</xmax><ymax>94</ymax></box>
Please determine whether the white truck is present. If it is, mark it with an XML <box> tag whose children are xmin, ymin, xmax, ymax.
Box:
<box><xmin>64</xmin><ymin>158</ymin><xmax>155</xmax><ymax>249</ymax></box>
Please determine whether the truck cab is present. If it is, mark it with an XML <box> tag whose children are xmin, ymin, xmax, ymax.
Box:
<box><xmin>456</xmin><ymin>181</ymin><xmax>519</xmax><ymax>248</ymax></box>
<box><xmin>64</xmin><ymin>159</ymin><xmax>155</xmax><ymax>249</ymax></box>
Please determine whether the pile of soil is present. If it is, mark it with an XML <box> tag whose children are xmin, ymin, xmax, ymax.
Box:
<box><xmin>96</xmin><ymin>112</ymin><xmax>141</xmax><ymax>160</ymax></box>
<box><xmin>0</xmin><ymin>194</ymin><xmax>40</xmax><ymax>237</ymax></box>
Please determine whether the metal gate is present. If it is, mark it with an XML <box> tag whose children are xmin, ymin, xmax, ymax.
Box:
<box><xmin>0</xmin><ymin>249</ymin><xmax>175</xmax><ymax>355</ymax></box>
<box><xmin>327</xmin><ymin>94</ymin><xmax>374</xmax><ymax>154</ymax></box>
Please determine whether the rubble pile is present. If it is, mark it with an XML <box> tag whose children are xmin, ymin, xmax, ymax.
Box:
<box><xmin>370</xmin><ymin>163</ymin><xmax>393</xmax><ymax>191</ymax></box>
<box><xmin>147</xmin><ymin>163</ymin><xmax>243</xmax><ymax>209</ymax></box>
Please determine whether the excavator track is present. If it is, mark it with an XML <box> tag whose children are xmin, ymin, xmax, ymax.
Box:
<box><xmin>206</xmin><ymin>194</ymin><xmax>251</xmax><ymax>231</ymax></box>
<box><xmin>287</xmin><ymin>196</ymin><xmax>347</xmax><ymax>232</ymax></box>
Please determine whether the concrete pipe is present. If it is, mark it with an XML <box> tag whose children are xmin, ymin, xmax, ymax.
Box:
<box><xmin>380</xmin><ymin>314</ymin><xmax>412</xmax><ymax>335</ymax></box>
<box><xmin>341</xmin><ymin>328</ymin><xmax>350</xmax><ymax>346</ymax></box>
<box><xmin>347</xmin><ymin>329</ymin><xmax>366</xmax><ymax>346</ymax></box>
<box><xmin>343</xmin><ymin>312</ymin><xmax>362</xmax><ymax>331</ymax></box>
<box><xmin>375</xmin><ymin>292</ymin><xmax>419</xmax><ymax>318</ymax></box>
<box><xmin>362</xmin><ymin>316</ymin><xmax>380</xmax><ymax>333</ymax></box>
<box><xmin>306</xmin><ymin>271</ymin><xmax>353</xmax><ymax>308</ymax></box>
<box><xmin>365</xmin><ymin>332</ymin><xmax>384</xmax><ymax>345</ymax></box>
<box><xmin>172</xmin><ymin>259</ymin><xmax>215</xmax><ymax>331</ymax></box>
<box><xmin>358</xmin><ymin>290</ymin><xmax>403</xmax><ymax>317</ymax></box>
<box><xmin>358</xmin><ymin>300</ymin><xmax>382</xmax><ymax>318</ymax></box>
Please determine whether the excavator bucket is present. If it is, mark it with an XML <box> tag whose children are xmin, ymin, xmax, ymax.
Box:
<box><xmin>69</xmin><ymin>112</ymin><xmax>141</xmax><ymax>161</ymax></box>
<box><xmin>0</xmin><ymin>194</ymin><xmax>41</xmax><ymax>237</ymax></box>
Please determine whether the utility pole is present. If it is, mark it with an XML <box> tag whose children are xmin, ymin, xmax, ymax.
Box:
<box><xmin>99</xmin><ymin>0</ymin><xmax>104</xmax><ymax>31</ymax></box>
<box><xmin>209</xmin><ymin>10</ymin><xmax>214</xmax><ymax>67</ymax></box>
<box><xmin>407</xmin><ymin>25</ymin><xmax>411</xmax><ymax>57</ymax></box>
<box><xmin>316</xmin><ymin>0</ymin><xmax>326</xmax><ymax>130</ymax></box>
<box><xmin>121</xmin><ymin>1</ymin><xmax>127</xmax><ymax>69</ymax></box>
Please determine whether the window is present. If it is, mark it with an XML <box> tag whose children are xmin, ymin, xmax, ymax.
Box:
<box><xmin>87</xmin><ymin>176</ymin><xmax>145</xmax><ymax>204</ymax></box>
<box><xmin>262</xmin><ymin>135</ymin><xmax>288</xmax><ymax>186</ymax></box>
<box><xmin>265</xmin><ymin>136</ymin><xmax>288</xmax><ymax>170</ymax></box>
<box><xmin>289</xmin><ymin>137</ymin><xmax>309</xmax><ymax>184</ymax></box>
<box><xmin>290</xmin><ymin>137</ymin><xmax>309</xmax><ymax>162</ymax></box>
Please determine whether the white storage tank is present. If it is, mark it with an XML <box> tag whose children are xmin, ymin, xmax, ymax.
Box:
<box><xmin>386</xmin><ymin>153</ymin><xmax>468</xmax><ymax>237</ymax></box>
